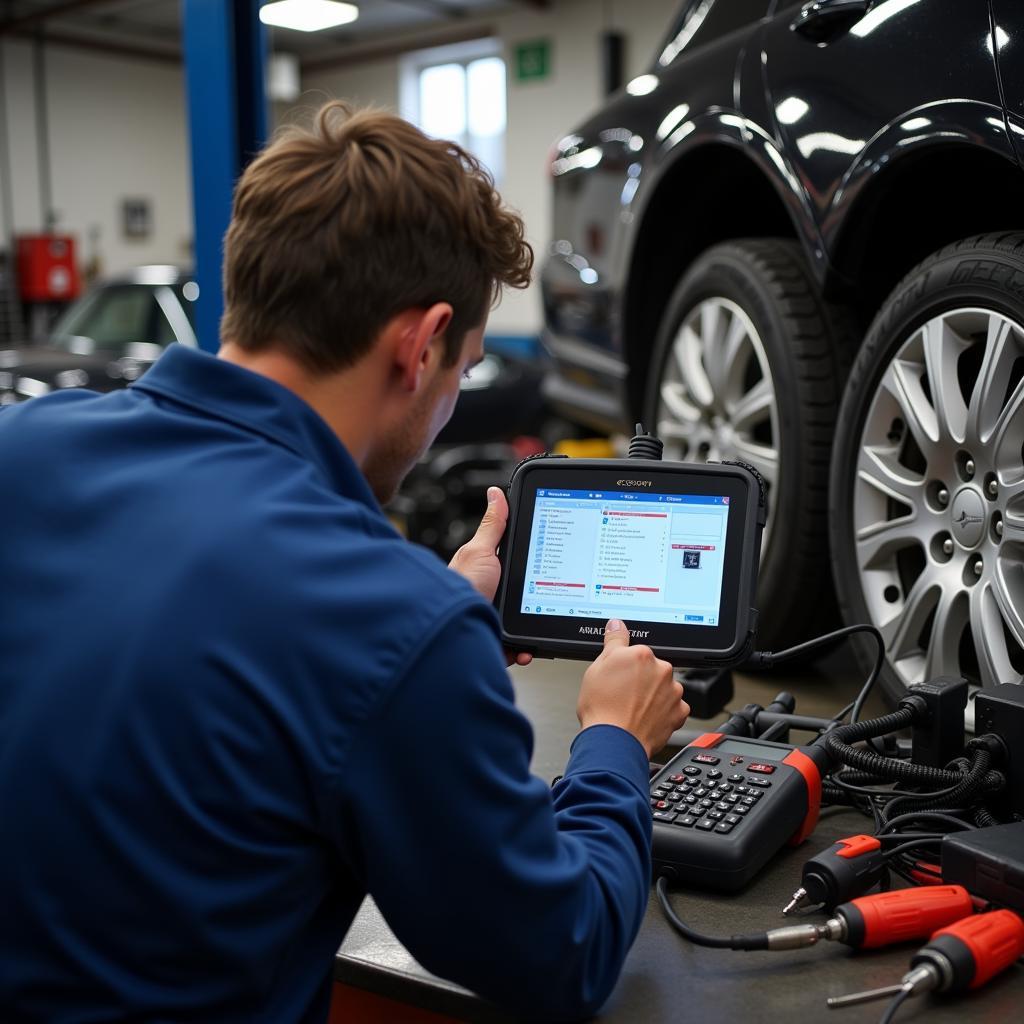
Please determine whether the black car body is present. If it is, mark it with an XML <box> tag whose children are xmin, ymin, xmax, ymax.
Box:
<box><xmin>542</xmin><ymin>0</ymin><xmax>1024</xmax><ymax>703</ymax></box>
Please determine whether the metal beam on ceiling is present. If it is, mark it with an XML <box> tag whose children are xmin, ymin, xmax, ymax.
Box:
<box><xmin>8</xmin><ymin>27</ymin><xmax>179</xmax><ymax>61</ymax></box>
<box><xmin>387</xmin><ymin>0</ymin><xmax>467</xmax><ymax>19</ymax></box>
<box><xmin>301</xmin><ymin>21</ymin><xmax>494</xmax><ymax>73</ymax></box>
<box><xmin>0</xmin><ymin>0</ymin><xmax>121</xmax><ymax>35</ymax></box>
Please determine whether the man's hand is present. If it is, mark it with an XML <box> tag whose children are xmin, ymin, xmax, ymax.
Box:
<box><xmin>577</xmin><ymin>620</ymin><xmax>689</xmax><ymax>758</ymax></box>
<box><xmin>449</xmin><ymin>487</ymin><xmax>531</xmax><ymax>667</ymax></box>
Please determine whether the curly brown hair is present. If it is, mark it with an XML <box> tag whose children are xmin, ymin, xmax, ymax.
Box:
<box><xmin>220</xmin><ymin>101</ymin><xmax>533</xmax><ymax>371</ymax></box>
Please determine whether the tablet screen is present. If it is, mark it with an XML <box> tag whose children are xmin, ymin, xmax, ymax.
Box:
<box><xmin>519</xmin><ymin>487</ymin><xmax>730</xmax><ymax>627</ymax></box>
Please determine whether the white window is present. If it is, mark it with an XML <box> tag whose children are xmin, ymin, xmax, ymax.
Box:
<box><xmin>400</xmin><ymin>40</ymin><xmax>506</xmax><ymax>184</ymax></box>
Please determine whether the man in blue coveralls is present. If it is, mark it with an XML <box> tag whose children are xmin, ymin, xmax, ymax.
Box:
<box><xmin>0</xmin><ymin>104</ymin><xmax>689</xmax><ymax>1022</ymax></box>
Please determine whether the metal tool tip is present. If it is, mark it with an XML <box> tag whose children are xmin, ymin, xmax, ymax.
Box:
<box><xmin>782</xmin><ymin>888</ymin><xmax>808</xmax><ymax>916</ymax></box>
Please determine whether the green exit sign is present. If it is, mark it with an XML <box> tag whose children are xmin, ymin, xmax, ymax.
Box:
<box><xmin>515</xmin><ymin>39</ymin><xmax>551</xmax><ymax>82</ymax></box>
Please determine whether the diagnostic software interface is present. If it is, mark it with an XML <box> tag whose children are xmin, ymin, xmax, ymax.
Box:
<box><xmin>522</xmin><ymin>488</ymin><xmax>730</xmax><ymax>626</ymax></box>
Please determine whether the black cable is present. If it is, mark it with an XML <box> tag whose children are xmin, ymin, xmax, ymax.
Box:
<box><xmin>825</xmin><ymin>707</ymin><xmax>968</xmax><ymax>786</ymax></box>
<box><xmin>758</xmin><ymin>719</ymin><xmax>789</xmax><ymax>742</ymax></box>
<box><xmin>654</xmin><ymin>876</ymin><xmax>768</xmax><ymax>950</ymax></box>
<box><xmin>879</xmin><ymin>987</ymin><xmax>913</xmax><ymax>1024</ymax></box>
<box><xmin>879</xmin><ymin>810</ymin><xmax>975</xmax><ymax>834</ymax></box>
<box><xmin>830</xmin><ymin>768</ymin><xmax>970</xmax><ymax>802</ymax></box>
<box><xmin>748</xmin><ymin>624</ymin><xmax>885</xmax><ymax>725</ymax></box>
<box><xmin>881</xmin><ymin>750</ymin><xmax>994</xmax><ymax>821</ymax></box>
<box><xmin>881</xmin><ymin>837</ymin><xmax>945</xmax><ymax>861</ymax></box>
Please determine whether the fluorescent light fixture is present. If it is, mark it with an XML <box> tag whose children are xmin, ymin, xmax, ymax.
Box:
<box><xmin>259</xmin><ymin>0</ymin><xmax>358</xmax><ymax>33</ymax></box>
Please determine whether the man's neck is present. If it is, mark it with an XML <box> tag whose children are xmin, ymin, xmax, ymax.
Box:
<box><xmin>217</xmin><ymin>341</ymin><xmax>380</xmax><ymax>465</ymax></box>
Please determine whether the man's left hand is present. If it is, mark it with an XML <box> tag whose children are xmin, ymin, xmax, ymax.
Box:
<box><xmin>449</xmin><ymin>487</ymin><xmax>532</xmax><ymax>667</ymax></box>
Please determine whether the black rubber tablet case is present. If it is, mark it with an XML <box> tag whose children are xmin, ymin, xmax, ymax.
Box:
<box><xmin>496</xmin><ymin>453</ymin><xmax>766</xmax><ymax>668</ymax></box>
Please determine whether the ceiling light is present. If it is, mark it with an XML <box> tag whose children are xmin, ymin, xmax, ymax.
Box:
<box><xmin>259</xmin><ymin>0</ymin><xmax>359</xmax><ymax>33</ymax></box>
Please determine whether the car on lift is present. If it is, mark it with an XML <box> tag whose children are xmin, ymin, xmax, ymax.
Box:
<box><xmin>541</xmin><ymin>0</ymin><xmax>1024</xmax><ymax>704</ymax></box>
<box><xmin>0</xmin><ymin>266</ymin><xmax>198</xmax><ymax>403</ymax></box>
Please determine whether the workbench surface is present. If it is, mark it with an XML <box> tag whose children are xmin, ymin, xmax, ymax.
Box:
<box><xmin>335</xmin><ymin>659</ymin><xmax>1023</xmax><ymax>1023</ymax></box>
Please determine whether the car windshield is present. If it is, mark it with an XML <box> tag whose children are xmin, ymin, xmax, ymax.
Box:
<box><xmin>50</xmin><ymin>283</ymin><xmax>182</xmax><ymax>358</ymax></box>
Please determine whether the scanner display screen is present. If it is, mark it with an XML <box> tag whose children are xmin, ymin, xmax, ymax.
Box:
<box><xmin>519</xmin><ymin>487</ymin><xmax>730</xmax><ymax>626</ymax></box>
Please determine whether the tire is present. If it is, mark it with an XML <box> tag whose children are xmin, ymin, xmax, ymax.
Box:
<box><xmin>644</xmin><ymin>239</ymin><xmax>853</xmax><ymax>650</ymax></box>
<box><xmin>830</xmin><ymin>233</ymin><xmax>1024</xmax><ymax>706</ymax></box>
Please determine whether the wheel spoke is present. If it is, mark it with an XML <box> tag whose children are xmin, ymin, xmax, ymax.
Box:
<box><xmin>656</xmin><ymin>416</ymin><xmax>692</xmax><ymax>441</ymax></box>
<box><xmin>857</xmin><ymin>443</ymin><xmax>924</xmax><ymax>505</ymax></box>
<box><xmin>922</xmin><ymin>316</ymin><xmax>969</xmax><ymax>445</ymax></box>
<box><xmin>970</xmin><ymin>582</ymin><xmax>1019</xmax><ymax>689</ymax></box>
<box><xmin>968</xmin><ymin>315</ymin><xmax>1017</xmax><ymax>445</ymax></box>
<box><xmin>1003</xmin><ymin>483</ymin><xmax>1024</xmax><ymax>543</ymax></box>
<box><xmin>706</xmin><ymin>311</ymin><xmax>750</xmax><ymax>398</ymax></box>
<box><xmin>924</xmin><ymin>589</ymin><xmax>969</xmax><ymax>680</ymax></box>
<box><xmin>729</xmin><ymin>378</ymin><xmax>773</xmax><ymax>433</ymax></box>
<box><xmin>731</xmin><ymin>437</ymin><xmax>778</xmax><ymax>485</ymax></box>
<box><xmin>990</xmin><ymin>376</ymin><xmax>1024</xmax><ymax>481</ymax></box>
<box><xmin>882</xmin><ymin>357</ymin><xmax>939</xmax><ymax>455</ymax></box>
<box><xmin>675</xmin><ymin>325</ymin><xmax>715</xmax><ymax>408</ymax></box>
<box><xmin>659</xmin><ymin>380</ymin><xmax>702</xmax><ymax>425</ymax></box>
<box><xmin>880</xmin><ymin>573</ymin><xmax>939</xmax><ymax>663</ymax></box>
<box><xmin>855</xmin><ymin>516</ymin><xmax>918</xmax><ymax>571</ymax></box>
<box><xmin>992</xmin><ymin>557</ymin><xmax>1024</xmax><ymax>651</ymax></box>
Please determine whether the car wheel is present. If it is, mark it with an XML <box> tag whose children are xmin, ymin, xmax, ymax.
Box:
<box><xmin>644</xmin><ymin>239</ymin><xmax>853</xmax><ymax>649</ymax></box>
<box><xmin>830</xmin><ymin>233</ymin><xmax>1024</xmax><ymax>706</ymax></box>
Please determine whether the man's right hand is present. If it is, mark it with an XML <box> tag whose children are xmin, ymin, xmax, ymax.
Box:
<box><xmin>576</xmin><ymin>619</ymin><xmax>689</xmax><ymax>758</ymax></box>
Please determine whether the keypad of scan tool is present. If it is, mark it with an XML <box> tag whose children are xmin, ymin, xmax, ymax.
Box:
<box><xmin>650</xmin><ymin>751</ymin><xmax>773</xmax><ymax>835</ymax></box>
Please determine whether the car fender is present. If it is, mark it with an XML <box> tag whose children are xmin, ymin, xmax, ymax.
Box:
<box><xmin>823</xmin><ymin>98</ymin><xmax>1019</xmax><ymax>263</ymax></box>
<box><xmin>618</xmin><ymin>109</ymin><xmax>827</xmax><ymax>287</ymax></box>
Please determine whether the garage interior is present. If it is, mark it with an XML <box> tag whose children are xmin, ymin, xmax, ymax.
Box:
<box><xmin>1</xmin><ymin>2</ymin><xmax>1023</xmax><ymax>1023</ymax></box>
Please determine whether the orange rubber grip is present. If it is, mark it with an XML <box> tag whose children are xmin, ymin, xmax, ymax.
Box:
<box><xmin>850</xmin><ymin>885</ymin><xmax>974</xmax><ymax>949</ymax></box>
<box><xmin>933</xmin><ymin>909</ymin><xmax>1024</xmax><ymax>989</ymax></box>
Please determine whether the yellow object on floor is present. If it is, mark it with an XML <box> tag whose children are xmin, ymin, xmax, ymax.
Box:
<box><xmin>553</xmin><ymin>438</ymin><xmax>617</xmax><ymax>458</ymax></box>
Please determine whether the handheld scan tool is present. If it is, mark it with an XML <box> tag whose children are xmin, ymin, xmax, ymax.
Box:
<box><xmin>496</xmin><ymin>429</ymin><xmax>766</xmax><ymax>668</ymax></box>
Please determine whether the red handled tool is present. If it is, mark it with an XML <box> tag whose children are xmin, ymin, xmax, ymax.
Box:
<box><xmin>743</xmin><ymin>884</ymin><xmax>976</xmax><ymax>951</ymax></box>
<box><xmin>827</xmin><ymin>909</ymin><xmax>1024</xmax><ymax>1017</ymax></box>
<box><xmin>784</xmin><ymin>834</ymin><xmax>888</xmax><ymax>914</ymax></box>
<box><xmin>659</xmin><ymin>883</ymin><xmax>976</xmax><ymax>952</ymax></box>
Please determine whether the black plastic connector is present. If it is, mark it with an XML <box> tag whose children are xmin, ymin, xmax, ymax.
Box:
<box><xmin>903</xmin><ymin>676</ymin><xmax>968</xmax><ymax>768</ymax></box>
<box><xmin>973</xmin><ymin>684</ymin><xmax>1024</xmax><ymax>817</ymax></box>
<box><xmin>676</xmin><ymin>667</ymin><xmax>734</xmax><ymax>721</ymax></box>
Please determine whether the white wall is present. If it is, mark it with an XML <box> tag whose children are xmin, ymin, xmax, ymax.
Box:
<box><xmin>0</xmin><ymin>40</ymin><xmax>192</xmax><ymax>281</ymax></box>
<box><xmin>297</xmin><ymin>0</ymin><xmax>680</xmax><ymax>336</ymax></box>
<box><xmin>0</xmin><ymin>0</ymin><xmax>678</xmax><ymax>317</ymax></box>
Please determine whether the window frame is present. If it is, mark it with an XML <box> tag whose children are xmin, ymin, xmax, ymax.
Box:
<box><xmin>399</xmin><ymin>37</ymin><xmax>506</xmax><ymax>183</ymax></box>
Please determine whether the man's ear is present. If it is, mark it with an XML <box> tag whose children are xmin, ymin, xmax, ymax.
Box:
<box><xmin>393</xmin><ymin>303</ymin><xmax>454</xmax><ymax>392</ymax></box>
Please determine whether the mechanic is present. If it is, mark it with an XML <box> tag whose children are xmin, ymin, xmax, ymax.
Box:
<box><xmin>0</xmin><ymin>103</ymin><xmax>689</xmax><ymax>1023</ymax></box>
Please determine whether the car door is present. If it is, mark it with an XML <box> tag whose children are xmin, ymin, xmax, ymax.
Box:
<box><xmin>991</xmin><ymin>1</ymin><xmax>1024</xmax><ymax>163</ymax></box>
<box><xmin>761</xmin><ymin>0</ymin><xmax>1007</xmax><ymax>260</ymax></box>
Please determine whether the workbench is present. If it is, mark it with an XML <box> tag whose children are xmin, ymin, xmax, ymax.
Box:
<box><xmin>331</xmin><ymin>661</ymin><xmax>1024</xmax><ymax>1023</ymax></box>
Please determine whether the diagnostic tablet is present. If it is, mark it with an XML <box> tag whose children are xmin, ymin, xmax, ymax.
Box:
<box><xmin>497</xmin><ymin>456</ymin><xmax>765</xmax><ymax>667</ymax></box>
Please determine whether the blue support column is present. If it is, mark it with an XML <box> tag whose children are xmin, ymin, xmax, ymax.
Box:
<box><xmin>182</xmin><ymin>0</ymin><xmax>268</xmax><ymax>352</ymax></box>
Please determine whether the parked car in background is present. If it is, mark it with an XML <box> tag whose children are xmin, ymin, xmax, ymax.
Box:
<box><xmin>542</xmin><ymin>0</ymin><xmax>1024</xmax><ymax>705</ymax></box>
<box><xmin>0</xmin><ymin>266</ymin><xmax>197</xmax><ymax>403</ymax></box>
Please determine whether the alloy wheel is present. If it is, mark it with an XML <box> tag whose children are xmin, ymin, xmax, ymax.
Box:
<box><xmin>654</xmin><ymin>296</ymin><xmax>780</xmax><ymax>545</ymax></box>
<box><xmin>853</xmin><ymin>307</ymin><xmax>1024</xmax><ymax>691</ymax></box>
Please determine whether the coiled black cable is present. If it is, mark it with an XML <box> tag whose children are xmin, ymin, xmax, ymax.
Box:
<box><xmin>880</xmin><ymin>750</ymin><xmax>993</xmax><ymax>821</ymax></box>
<box><xmin>823</xmin><ymin>706</ymin><xmax>964</xmax><ymax>786</ymax></box>
<box><xmin>974</xmin><ymin>805</ymin><xmax>1001</xmax><ymax>827</ymax></box>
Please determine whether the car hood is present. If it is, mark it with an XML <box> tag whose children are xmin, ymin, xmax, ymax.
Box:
<box><xmin>0</xmin><ymin>346</ymin><xmax>154</xmax><ymax>399</ymax></box>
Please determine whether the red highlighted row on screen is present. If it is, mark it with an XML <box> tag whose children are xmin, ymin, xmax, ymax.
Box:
<box><xmin>533</xmin><ymin>582</ymin><xmax>661</xmax><ymax>592</ymax></box>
